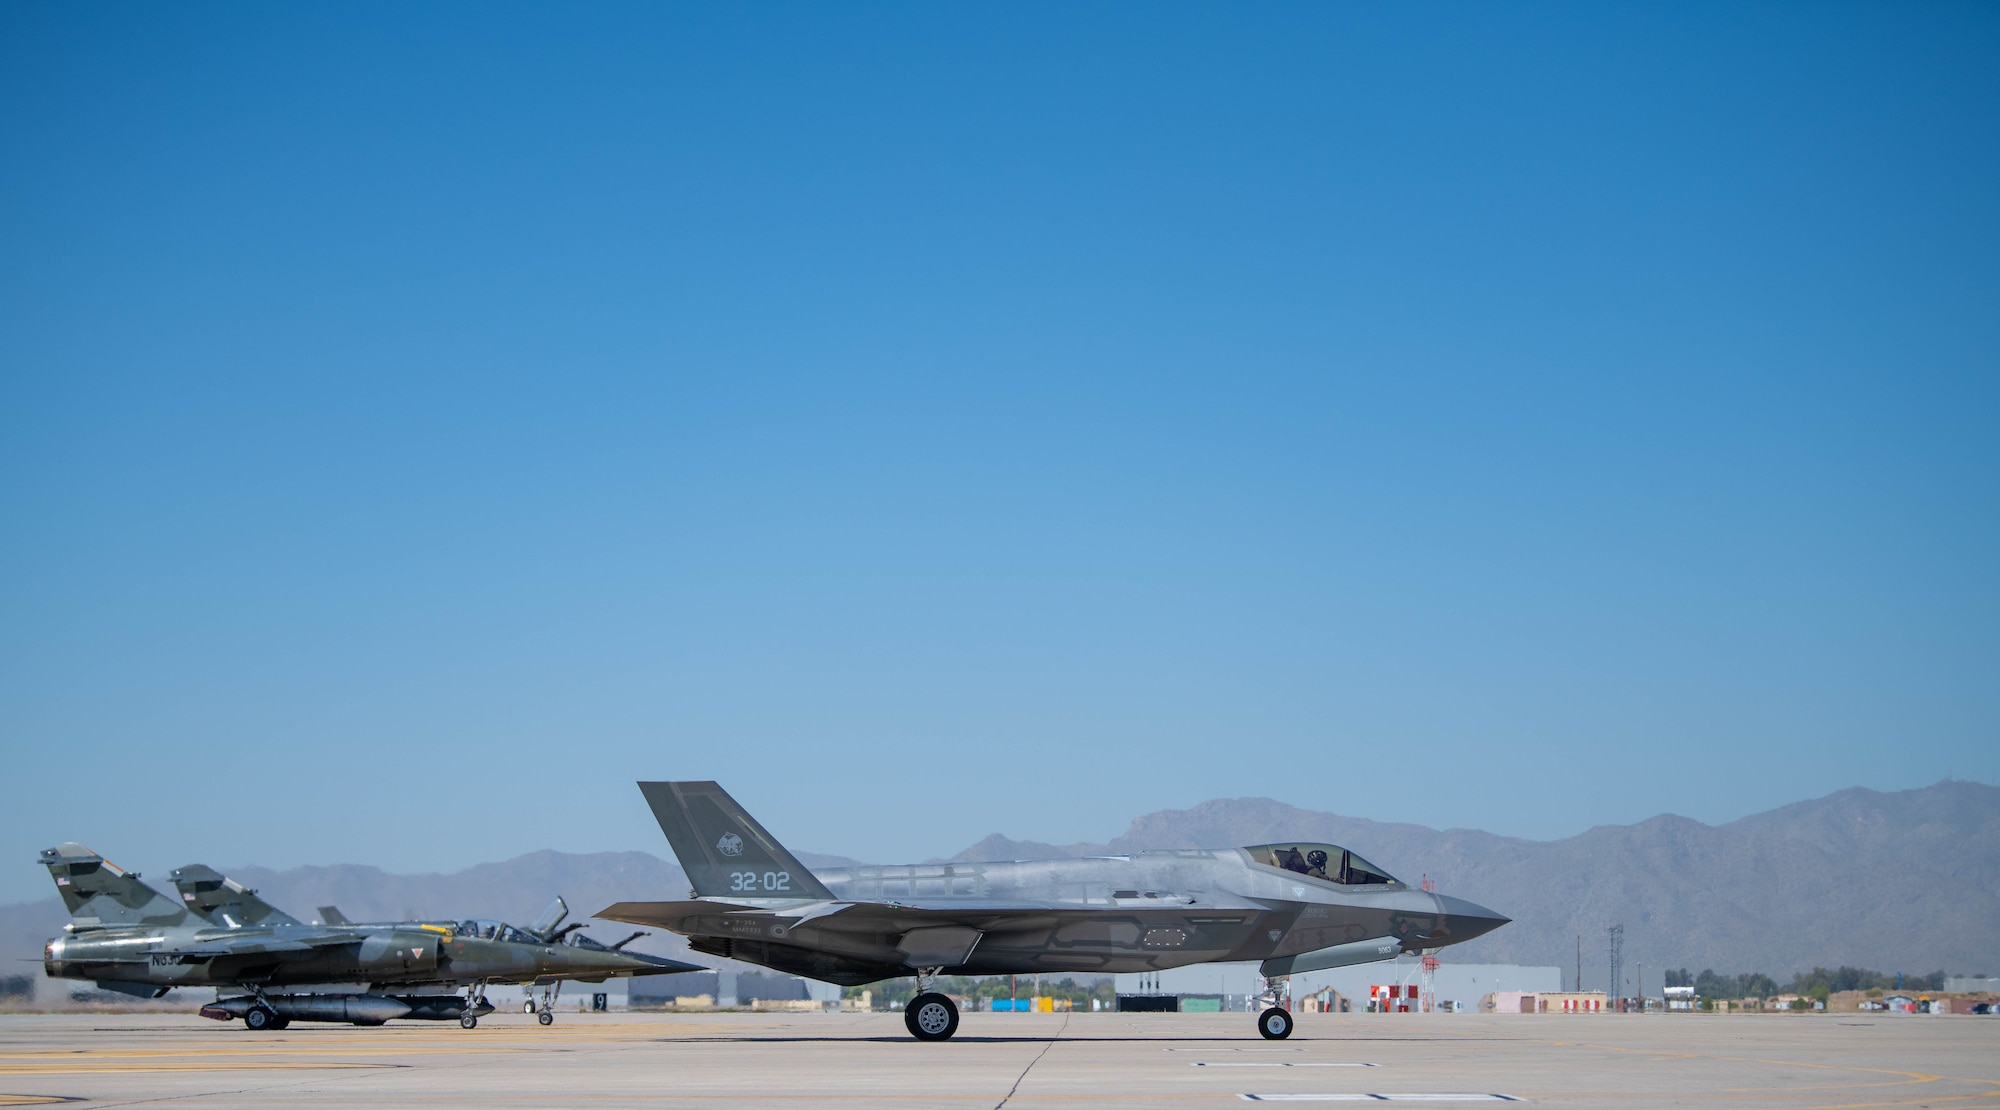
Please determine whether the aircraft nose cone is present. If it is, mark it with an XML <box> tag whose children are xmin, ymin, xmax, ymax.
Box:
<box><xmin>1435</xmin><ymin>894</ymin><xmax>1510</xmax><ymax>944</ymax></box>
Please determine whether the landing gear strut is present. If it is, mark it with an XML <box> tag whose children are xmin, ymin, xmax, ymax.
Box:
<box><xmin>534</xmin><ymin>980</ymin><xmax>561</xmax><ymax>1026</ymax></box>
<box><xmin>1256</xmin><ymin>975</ymin><xmax>1293</xmax><ymax>1040</ymax></box>
<box><xmin>459</xmin><ymin>983</ymin><xmax>491</xmax><ymax>1029</ymax></box>
<box><xmin>903</xmin><ymin>967</ymin><xmax>959</xmax><ymax>1041</ymax></box>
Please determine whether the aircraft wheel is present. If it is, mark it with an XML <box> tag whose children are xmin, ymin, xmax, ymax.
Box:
<box><xmin>524</xmin><ymin>1000</ymin><xmax>536</xmax><ymax>1014</ymax></box>
<box><xmin>459</xmin><ymin>1013</ymin><xmax>479</xmax><ymax>1029</ymax></box>
<box><xmin>904</xmin><ymin>993</ymin><xmax>959</xmax><ymax>1041</ymax></box>
<box><xmin>1257</xmin><ymin>1007</ymin><xmax>1293</xmax><ymax>1040</ymax></box>
<box><xmin>538</xmin><ymin>1011</ymin><xmax>554</xmax><ymax>1026</ymax></box>
<box><xmin>269</xmin><ymin>1017</ymin><xmax>291</xmax><ymax>1030</ymax></box>
<box><xmin>244</xmin><ymin>1007</ymin><xmax>279</xmax><ymax>1031</ymax></box>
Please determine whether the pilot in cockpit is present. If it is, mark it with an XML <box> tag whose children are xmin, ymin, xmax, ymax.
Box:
<box><xmin>1275</xmin><ymin>847</ymin><xmax>1334</xmax><ymax>881</ymax></box>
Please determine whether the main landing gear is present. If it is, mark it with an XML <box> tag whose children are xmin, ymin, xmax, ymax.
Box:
<box><xmin>242</xmin><ymin>988</ymin><xmax>289</xmax><ymax>1031</ymax></box>
<box><xmin>1256</xmin><ymin>974</ymin><xmax>1293</xmax><ymax>1040</ymax></box>
<box><xmin>903</xmin><ymin>967</ymin><xmax>959</xmax><ymax>1041</ymax></box>
<box><xmin>533</xmin><ymin>980</ymin><xmax>561</xmax><ymax>1026</ymax></box>
<box><xmin>459</xmin><ymin>983</ymin><xmax>492</xmax><ymax>1029</ymax></box>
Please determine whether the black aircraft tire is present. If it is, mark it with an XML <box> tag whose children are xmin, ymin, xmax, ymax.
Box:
<box><xmin>1257</xmin><ymin>1007</ymin><xmax>1293</xmax><ymax>1040</ymax></box>
<box><xmin>904</xmin><ymin>993</ymin><xmax>959</xmax><ymax>1041</ymax></box>
<box><xmin>244</xmin><ymin>1007</ymin><xmax>278</xmax><ymax>1031</ymax></box>
<box><xmin>459</xmin><ymin>1014</ymin><xmax>479</xmax><ymax>1029</ymax></box>
<box><xmin>538</xmin><ymin>1011</ymin><xmax>554</xmax><ymax>1026</ymax></box>
<box><xmin>269</xmin><ymin>1017</ymin><xmax>291</xmax><ymax>1030</ymax></box>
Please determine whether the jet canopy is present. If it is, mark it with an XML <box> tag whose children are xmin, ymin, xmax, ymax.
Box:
<box><xmin>453</xmin><ymin>919</ymin><xmax>541</xmax><ymax>944</ymax></box>
<box><xmin>1245</xmin><ymin>843</ymin><xmax>1401</xmax><ymax>887</ymax></box>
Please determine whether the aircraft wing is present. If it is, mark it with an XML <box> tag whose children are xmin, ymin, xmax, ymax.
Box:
<box><xmin>598</xmin><ymin>899</ymin><xmax>758</xmax><ymax>925</ymax></box>
<box><xmin>599</xmin><ymin>894</ymin><xmax>1277</xmax><ymax>930</ymax></box>
<box><xmin>545</xmin><ymin>950</ymin><xmax>707</xmax><ymax>983</ymax></box>
<box><xmin>888</xmin><ymin>894</ymin><xmax>1275</xmax><ymax>914</ymax></box>
<box><xmin>527</xmin><ymin>951</ymin><xmax>706</xmax><ymax>985</ymax></box>
<box><xmin>597</xmin><ymin>897</ymin><xmax>1287</xmax><ymax>945</ymax></box>
<box><xmin>173</xmin><ymin>929</ymin><xmax>366</xmax><ymax>959</ymax></box>
<box><xmin>598</xmin><ymin>896</ymin><xmax>1297</xmax><ymax>984</ymax></box>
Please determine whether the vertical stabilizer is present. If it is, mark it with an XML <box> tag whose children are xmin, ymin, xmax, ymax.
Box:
<box><xmin>638</xmin><ymin>781</ymin><xmax>833</xmax><ymax>900</ymax></box>
<box><xmin>317</xmin><ymin>905</ymin><xmax>351</xmax><ymax>925</ymax></box>
<box><xmin>39</xmin><ymin>844</ymin><xmax>188</xmax><ymax>928</ymax></box>
<box><xmin>168</xmin><ymin>864</ymin><xmax>301</xmax><ymax>927</ymax></box>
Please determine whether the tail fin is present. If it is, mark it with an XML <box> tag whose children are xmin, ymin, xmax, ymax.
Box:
<box><xmin>317</xmin><ymin>905</ymin><xmax>351</xmax><ymax>925</ymax></box>
<box><xmin>39</xmin><ymin>844</ymin><xmax>188</xmax><ymax>928</ymax></box>
<box><xmin>638</xmin><ymin>782</ymin><xmax>834</xmax><ymax>900</ymax></box>
<box><xmin>168</xmin><ymin>864</ymin><xmax>300</xmax><ymax>927</ymax></box>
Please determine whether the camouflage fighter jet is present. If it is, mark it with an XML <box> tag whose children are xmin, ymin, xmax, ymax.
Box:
<box><xmin>167</xmin><ymin>863</ymin><xmax>684</xmax><ymax>1026</ymax></box>
<box><xmin>599</xmin><ymin>781</ymin><xmax>1509</xmax><ymax>1041</ymax></box>
<box><xmin>39</xmin><ymin>844</ymin><xmax>702</xmax><ymax>1030</ymax></box>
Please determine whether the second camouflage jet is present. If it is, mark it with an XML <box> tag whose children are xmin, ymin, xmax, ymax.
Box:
<box><xmin>598</xmin><ymin>781</ymin><xmax>1510</xmax><ymax>1042</ymax></box>
<box><xmin>39</xmin><ymin>844</ymin><xmax>702</xmax><ymax>1030</ymax></box>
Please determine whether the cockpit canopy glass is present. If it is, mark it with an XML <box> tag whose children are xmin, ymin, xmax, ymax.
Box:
<box><xmin>1245</xmin><ymin>843</ymin><xmax>1400</xmax><ymax>886</ymax></box>
<box><xmin>529</xmin><ymin>896</ymin><xmax>568</xmax><ymax>935</ymax></box>
<box><xmin>454</xmin><ymin>919</ymin><xmax>538</xmax><ymax>944</ymax></box>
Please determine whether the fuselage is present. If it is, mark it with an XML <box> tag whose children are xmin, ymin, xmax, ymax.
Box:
<box><xmin>818</xmin><ymin>850</ymin><xmax>1444</xmax><ymax>972</ymax></box>
<box><xmin>44</xmin><ymin>921</ymin><xmax>671</xmax><ymax>990</ymax></box>
<box><xmin>614</xmin><ymin>847</ymin><xmax>1508</xmax><ymax>985</ymax></box>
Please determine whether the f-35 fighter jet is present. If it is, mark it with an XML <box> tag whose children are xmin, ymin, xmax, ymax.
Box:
<box><xmin>599</xmin><ymin>781</ymin><xmax>1509</xmax><ymax>1041</ymax></box>
<box><xmin>39</xmin><ymin>844</ymin><xmax>703</xmax><ymax>1030</ymax></box>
